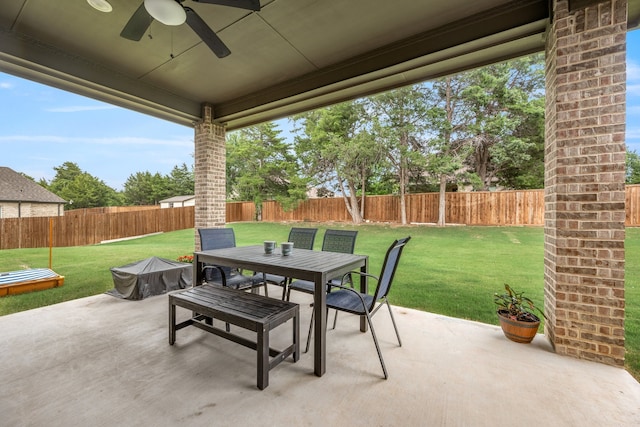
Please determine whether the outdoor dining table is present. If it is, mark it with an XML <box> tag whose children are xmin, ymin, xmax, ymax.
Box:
<box><xmin>193</xmin><ymin>245</ymin><xmax>369</xmax><ymax>377</ymax></box>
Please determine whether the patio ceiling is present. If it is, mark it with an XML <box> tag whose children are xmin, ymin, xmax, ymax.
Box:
<box><xmin>1</xmin><ymin>0</ymin><xmax>639</xmax><ymax>130</ymax></box>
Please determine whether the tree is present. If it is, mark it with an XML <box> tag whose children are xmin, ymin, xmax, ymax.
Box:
<box><xmin>46</xmin><ymin>162</ymin><xmax>83</xmax><ymax>196</ymax></box>
<box><xmin>457</xmin><ymin>54</ymin><xmax>545</xmax><ymax>190</ymax></box>
<box><xmin>366</xmin><ymin>85</ymin><xmax>431</xmax><ymax>224</ymax></box>
<box><xmin>226</xmin><ymin>122</ymin><xmax>308</xmax><ymax>220</ymax></box>
<box><xmin>293</xmin><ymin>101</ymin><xmax>381</xmax><ymax>224</ymax></box>
<box><xmin>627</xmin><ymin>149</ymin><xmax>640</xmax><ymax>184</ymax></box>
<box><xmin>167</xmin><ymin>163</ymin><xmax>195</xmax><ymax>195</ymax></box>
<box><xmin>44</xmin><ymin>162</ymin><xmax>121</xmax><ymax>208</ymax></box>
<box><xmin>427</xmin><ymin>76</ymin><xmax>475</xmax><ymax>226</ymax></box>
<box><xmin>495</xmin><ymin>96</ymin><xmax>545</xmax><ymax>189</ymax></box>
<box><xmin>122</xmin><ymin>171</ymin><xmax>170</xmax><ymax>205</ymax></box>
<box><xmin>122</xmin><ymin>163</ymin><xmax>194</xmax><ymax>206</ymax></box>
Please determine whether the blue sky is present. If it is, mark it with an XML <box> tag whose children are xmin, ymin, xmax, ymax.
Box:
<box><xmin>1</xmin><ymin>30</ymin><xmax>639</xmax><ymax>191</ymax></box>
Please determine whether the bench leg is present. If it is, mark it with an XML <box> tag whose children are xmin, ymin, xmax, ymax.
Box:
<box><xmin>293</xmin><ymin>307</ymin><xmax>300</xmax><ymax>362</ymax></box>
<box><xmin>169</xmin><ymin>298</ymin><xmax>176</xmax><ymax>345</ymax></box>
<box><xmin>257</xmin><ymin>325</ymin><xmax>269</xmax><ymax>390</ymax></box>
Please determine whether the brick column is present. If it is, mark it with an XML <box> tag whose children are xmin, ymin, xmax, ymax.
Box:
<box><xmin>194</xmin><ymin>103</ymin><xmax>226</xmax><ymax>250</ymax></box>
<box><xmin>544</xmin><ymin>0</ymin><xmax>626</xmax><ymax>366</ymax></box>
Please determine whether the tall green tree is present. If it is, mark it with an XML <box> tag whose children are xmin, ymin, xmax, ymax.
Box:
<box><xmin>366</xmin><ymin>85</ymin><xmax>432</xmax><ymax>224</ymax></box>
<box><xmin>627</xmin><ymin>149</ymin><xmax>640</xmax><ymax>184</ymax></box>
<box><xmin>122</xmin><ymin>171</ymin><xmax>170</xmax><ymax>205</ymax></box>
<box><xmin>457</xmin><ymin>54</ymin><xmax>545</xmax><ymax>190</ymax></box>
<box><xmin>226</xmin><ymin>122</ymin><xmax>307</xmax><ymax>220</ymax></box>
<box><xmin>45</xmin><ymin>161</ymin><xmax>121</xmax><ymax>209</ymax></box>
<box><xmin>427</xmin><ymin>76</ymin><xmax>476</xmax><ymax>226</ymax></box>
<box><xmin>167</xmin><ymin>163</ymin><xmax>195</xmax><ymax>195</ymax></box>
<box><xmin>496</xmin><ymin>95</ymin><xmax>545</xmax><ymax>189</ymax></box>
<box><xmin>293</xmin><ymin>101</ymin><xmax>381</xmax><ymax>224</ymax></box>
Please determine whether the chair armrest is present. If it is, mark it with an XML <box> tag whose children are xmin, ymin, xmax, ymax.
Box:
<box><xmin>340</xmin><ymin>270</ymin><xmax>379</xmax><ymax>286</ymax></box>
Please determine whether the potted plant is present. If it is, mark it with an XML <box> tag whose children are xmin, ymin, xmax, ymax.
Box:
<box><xmin>494</xmin><ymin>284</ymin><xmax>546</xmax><ymax>343</ymax></box>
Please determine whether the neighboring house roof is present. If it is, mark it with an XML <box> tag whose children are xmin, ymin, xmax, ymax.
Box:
<box><xmin>0</xmin><ymin>167</ymin><xmax>67</xmax><ymax>203</ymax></box>
<box><xmin>159</xmin><ymin>195</ymin><xmax>195</xmax><ymax>203</ymax></box>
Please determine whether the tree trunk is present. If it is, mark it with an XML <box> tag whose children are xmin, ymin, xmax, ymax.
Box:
<box><xmin>475</xmin><ymin>142</ymin><xmax>490</xmax><ymax>190</ymax></box>
<box><xmin>360</xmin><ymin>164</ymin><xmax>366</xmax><ymax>219</ymax></box>
<box><xmin>348</xmin><ymin>181</ymin><xmax>363</xmax><ymax>224</ymax></box>
<box><xmin>255</xmin><ymin>203</ymin><xmax>262</xmax><ymax>221</ymax></box>
<box><xmin>437</xmin><ymin>174</ymin><xmax>446</xmax><ymax>226</ymax></box>
<box><xmin>338</xmin><ymin>179</ymin><xmax>363</xmax><ymax>224</ymax></box>
<box><xmin>399</xmin><ymin>156</ymin><xmax>408</xmax><ymax>225</ymax></box>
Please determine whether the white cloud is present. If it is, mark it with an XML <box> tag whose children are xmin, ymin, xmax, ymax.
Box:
<box><xmin>628</xmin><ymin>59</ymin><xmax>640</xmax><ymax>81</ymax></box>
<box><xmin>628</xmin><ymin>83</ymin><xmax>640</xmax><ymax>97</ymax></box>
<box><xmin>45</xmin><ymin>105</ymin><xmax>117</xmax><ymax>113</ymax></box>
<box><xmin>627</xmin><ymin>126</ymin><xmax>640</xmax><ymax>139</ymax></box>
<box><xmin>627</xmin><ymin>124</ymin><xmax>640</xmax><ymax>154</ymax></box>
<box><xmin>0</xmin><ymin>135</ymin><xmax>192</xmax><ymax>147</ymax></box>
<box><xmin>0</xmin><ymin>81</ymin><xmax>13</xmax><ymax>89</ymax></box>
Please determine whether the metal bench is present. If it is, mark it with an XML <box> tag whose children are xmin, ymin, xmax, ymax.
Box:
<box><xmin>169</xmin><ymin>284</ymin><xmax>299</xmax><ymax>390</ymax></box>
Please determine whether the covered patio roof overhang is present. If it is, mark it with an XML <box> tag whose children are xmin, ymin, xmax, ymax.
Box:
<box><xmin>6</xmin><ymin>0</ymin><xmax>637</xmax><ymax>130</ymax></box>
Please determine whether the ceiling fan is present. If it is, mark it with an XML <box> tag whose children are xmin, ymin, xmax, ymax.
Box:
<box><xmin>120</xmin><ymin>0</ymin><xmax>261</xmax><ymax>58</ymax></box>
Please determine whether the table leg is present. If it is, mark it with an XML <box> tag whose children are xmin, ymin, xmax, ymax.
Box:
<box><xmin>360</xmin><ymin>259</ymin><xmax>368</xmax><ymax>332</ymax></box>
<box><xmin>313</xmin><ymin>272</ymin><xmax>326</xmax><ymax>377</ymax></box>
<box><xmin>193</xmin><ymin>254</ymin><xmax>201</xmax><ymax>287</ymax></box>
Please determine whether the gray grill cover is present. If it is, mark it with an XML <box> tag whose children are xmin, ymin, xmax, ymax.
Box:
<box><xmin>109</xmin><ymin>257</ymin><xmax>192</xmax><ymax>300</ymax></box>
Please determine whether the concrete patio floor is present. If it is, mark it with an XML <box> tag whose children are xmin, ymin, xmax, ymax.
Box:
<box><xmin>2</xmin><ymin>285</ymin><xmax>639</xmax><ymax>427</ymax></box>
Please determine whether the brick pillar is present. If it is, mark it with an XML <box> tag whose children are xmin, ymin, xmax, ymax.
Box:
<box><xmin>544</xmin><ymin>0</ymin><xmax>626</xmax><ymax>366</ymax></box>
<box><xmin>194</xmin><ymin>103</ymin><xmax>226</xmax><ymax>250</ymax></box>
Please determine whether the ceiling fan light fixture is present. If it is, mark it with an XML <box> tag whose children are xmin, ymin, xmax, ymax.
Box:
<box><xmin>87</xmin><ymin>0</ymin><xmax>112</xmax><ymax>13</ymax></box>
<box><xmin>144</xmin><ymin>0</ymin><xmax>186</xmax><ymax>26</ymax></box>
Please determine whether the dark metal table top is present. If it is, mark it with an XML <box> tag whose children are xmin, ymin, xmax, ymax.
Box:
<box><xmin>194</xmin><ymin>245</ymin><xmax>368</xmax><ymax>282</ymax></box>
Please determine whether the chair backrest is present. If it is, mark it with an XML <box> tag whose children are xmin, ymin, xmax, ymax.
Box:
<box><xmin>322</xmin><ymin>229</ymin><xmax>358</xmax><ymax>254</ymax></box>
<box><xmin>372</xmin><ymin>236</ymin><xmax>411</xmax><ymax>304</ymax></box>
<box><xmin>287</xmin><ymin>227</ymin><xmax>318</xmax><ymax>250</ymax></box>
<box><xmin>198</xmin><ymin>228</ymin><xmax>237</xmax><ymax>282</ymax></box>
<box><xmin>198</xmin><ymin>228</ymin><xmax>236</xmax><ymax>251</ymax></box>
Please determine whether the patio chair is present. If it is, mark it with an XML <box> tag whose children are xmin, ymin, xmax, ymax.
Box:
<box><xmin>305</xmin><ymin>236</ymin><xmax>411</xmax><ymax>379</ymax></box>
<box><xmin>286</xmin><ymin>229</ymin><xmax>358</xmax><ymax>301</ymax></box>
<box><xmin>198</xmin><ymin>228</ymin><xmax>267</xmax><ymax>295</ymax></box>
<box><xmin>252</xmin><ymin>227</ymin><xmax>318</xmax><ymax>299</ymax></box>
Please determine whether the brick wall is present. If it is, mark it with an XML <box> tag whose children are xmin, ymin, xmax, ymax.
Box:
<box><xmin>0</xmin><ymin>202</ymin><xmax>63</xmax><ymax>218</ymax></box>
<box><xmin>544</xmin><ymin>0</ymin><xmax>627</xmax><ymax>366</ymax></box>
<box><xmin>194</xmin><ymin>104</ymin><xmax>227</xmax><ymax>250</ymax></box>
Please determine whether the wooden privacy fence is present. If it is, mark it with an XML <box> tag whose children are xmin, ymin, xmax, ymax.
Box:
<box><xmin>1</xmin><ymin>207</ymin><xmax>195</xmax><ymax>250</ymax></box>
<box><xmin>0</xmin><ymin>203</ymin><xmax>256</xmax><ymax>249</ymax></box>
<box><xmin>63</xmin><ymin>205</ymin><xmax>159</xmax><ymax>217</ymax></box>
<box><xmin>3</xmin><ymin>187</ymin><xmax>640</xmax><ymax>249</ymax></box>
<box><xmin>262</xmin><ymin>189</ymin><xmax>546</xmax><ymax>225</ymax></box>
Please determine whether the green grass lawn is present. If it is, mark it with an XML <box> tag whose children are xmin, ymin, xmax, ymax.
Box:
<box><xmin>0</xmin><ymin>223</ymin><xmax>638</xmax><ymax>380</ymax></box>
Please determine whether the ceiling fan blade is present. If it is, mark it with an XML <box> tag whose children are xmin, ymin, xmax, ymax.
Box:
<box><xmin>191</xmin><ymin>0</ymin><xmax>261</xmax><ymax>12</ymax></box>
<box><xmin>184</xmin><ymin>7</ymin><xmax>231</xmax><ymax>58</ymax></box>
<box><xmin>120</xmin><ymin>3</ymin><xmax>154</xmax><ymax>41</ymax></box>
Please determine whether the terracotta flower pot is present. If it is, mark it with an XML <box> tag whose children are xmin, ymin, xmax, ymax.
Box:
<box><xmin>497</xmin><ymin>311</ymin><xmax>540</xmax><ymax>343</ymax></box>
